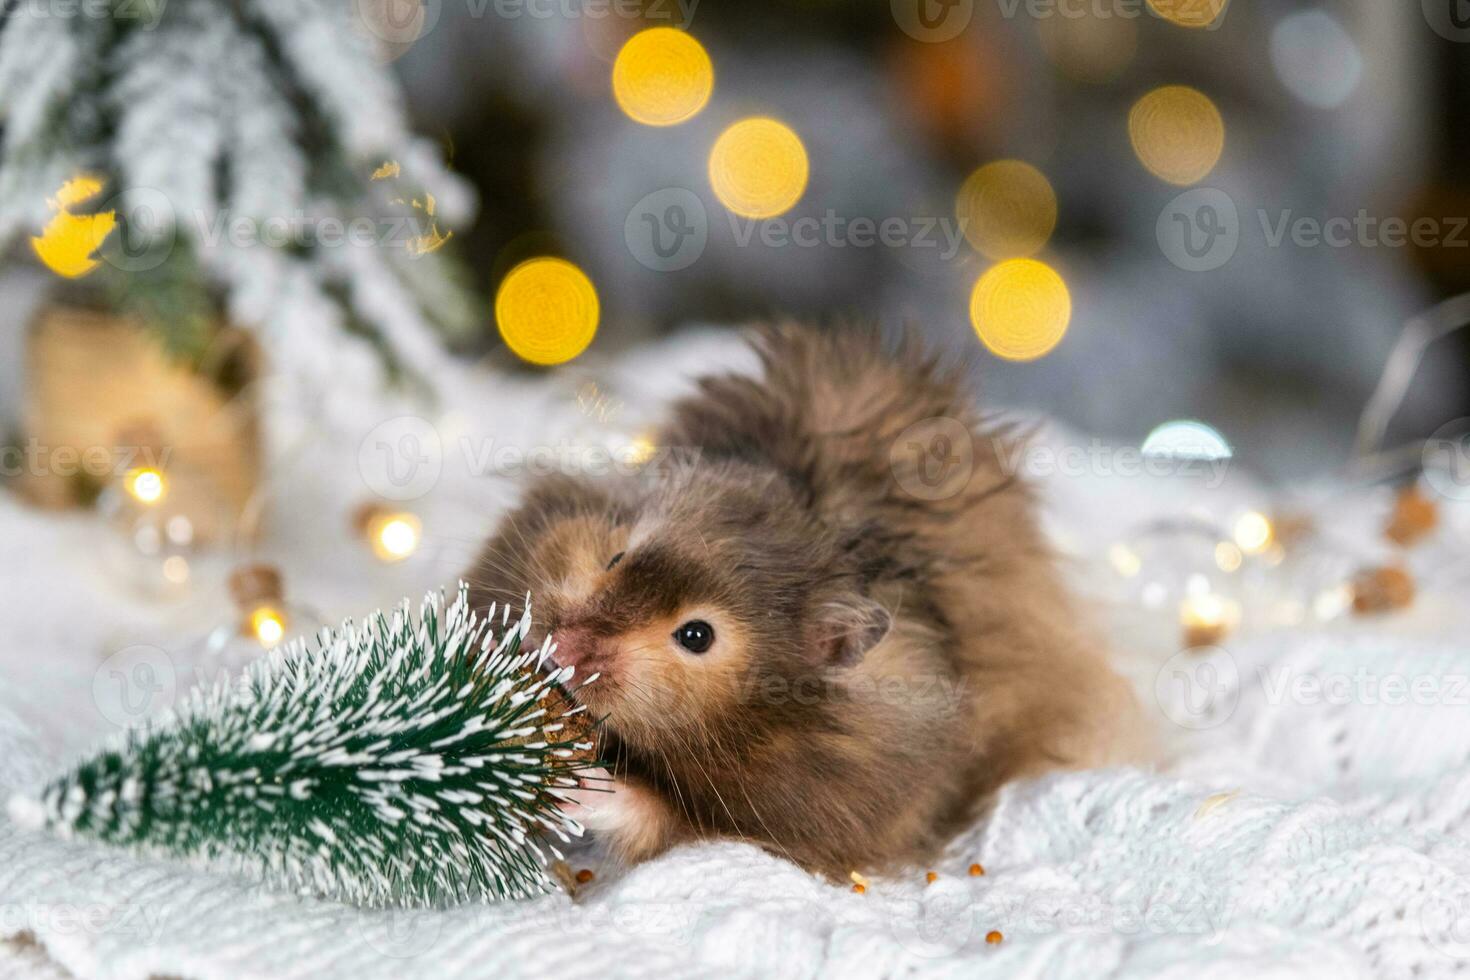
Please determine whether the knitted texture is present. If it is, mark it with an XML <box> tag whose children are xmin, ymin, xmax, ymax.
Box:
<box><xmin>2</xmin><ymin>331</ymin><xmax>1468</xmax><ymax>979</ymax></box>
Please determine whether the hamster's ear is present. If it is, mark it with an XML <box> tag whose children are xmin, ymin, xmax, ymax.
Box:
<box><xmin>810</xmin><ymin>595</ymin><xmax>893</xmax><ymax>666</ymax></box>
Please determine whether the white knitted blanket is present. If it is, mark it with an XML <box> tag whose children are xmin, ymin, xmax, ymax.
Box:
<box><xmin>3</xmin><ymin>331</ymin><xmax>1469</xmax><ymax>979</ymax></box>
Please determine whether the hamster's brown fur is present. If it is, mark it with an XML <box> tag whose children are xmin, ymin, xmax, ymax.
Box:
<box><xmin>469</xmin><ymin>325</ymin><xmax>1142</xmax><ymax>878</ymax></box>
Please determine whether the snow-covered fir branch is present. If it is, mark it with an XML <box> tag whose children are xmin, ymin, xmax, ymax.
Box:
<box><xmin>7</xmin><ymin>585</ymin><xmax>598</xmax><ymax>908</ymax></box>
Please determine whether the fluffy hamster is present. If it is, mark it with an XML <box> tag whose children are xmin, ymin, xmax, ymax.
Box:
<box><xmin>468</xmin><ymin>325</ymin><xmax>1141</xmax><ymax>877</ymax></box>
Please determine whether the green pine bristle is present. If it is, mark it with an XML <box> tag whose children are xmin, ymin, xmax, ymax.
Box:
<box><xmin>7</xmin><ymin>584</ymin><xmax>597</xmax><ymax>908</ymax></box>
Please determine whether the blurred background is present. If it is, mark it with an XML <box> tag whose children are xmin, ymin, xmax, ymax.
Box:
<box><xmin>1</xmin><ymin>0</ymin><xmax>1468</xmax><ymax>656</ymax></box>
<box><xmin>383</xmin><ymin>0</ymin><xmax>1470</xmax><ymax>477</ymax></box>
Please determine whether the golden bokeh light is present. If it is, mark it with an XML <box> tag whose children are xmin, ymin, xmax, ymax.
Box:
<box><xmin>955</xmin><ymin>160</ymin><xmax>1058</xmax><ymax>260</ymax></box>
<box><xmin>250</xmin><ymin>606</ymin><xmax>287</xmax><ymax>648</ymax></box>
<box><xmin>708</xmin><ymin>117</ymin><xmax>809</xmax><ymax>219</ymax></box>
<box><xmin>1147</xmin><ymin>0</ymin><xmax>1228</xmax><ymax>29</ymax></box>
<box><xmin>612</xmin><ymin>28</ymin><xmax>714</xmax><ymax>127</ymax></box>
<box><xmin>495</xmin><ymin>257</ymin><xmax>600</xmax><ymax>366</ymax></box>
<box><xmin>125</xmin><ymin>467</ymin><xmax>166</xmax><ymax>505</ymax></box>
<box><xmin>31</xmin><ymin>175</ymin><xmax>117</xmax><ymax>279</ymax></box>
<box><xmin>1128</xmin><ymin>86</ymin><xmax>1225</xmax><ymax>186</ymax></box>
<box><xmin>371</xmin><ymin>512</ymin><xmax>422</xmax><ymax>562</ymax></box>
<box><xmin>968</xmin><ymin>259</ymin><xmax>1072</xmax><ymax>362</ymax></box>
<box><xmin>1233</xmin><ymin>511</ymin><xmax>1275</xmax><ymax>555</ymax></box>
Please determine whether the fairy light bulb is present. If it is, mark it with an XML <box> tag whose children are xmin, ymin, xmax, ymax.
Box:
<box><xmin>1233</xmin><ymin>511</ymin><xmax>1275</xmax><ymax>555</ymax></box>
<box><xmin>1112</xmin><ymin>519</ymin><xmax>1245</xmax><ymax>649</ymax></box>
<box><xmin>250</xmin><ymin>606</ymin><xmax>287</xmax><ymax>648</ymax></box>
<box><xmin>355</xmin><ymin>504</ymin><xmax>423</xmax><ymax>563</ymax></box>
<box><xmin>125</xmin><ymin>467</ymin><xmax>166</xmax><ymax>505</ymax></box>
<box><xmin>373</xmin><ymin>513</ymin><xmax>422</xmax><ymax>562</ymax></box>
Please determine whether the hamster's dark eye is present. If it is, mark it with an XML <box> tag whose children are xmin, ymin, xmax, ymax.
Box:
<box><xmin>606</xmin><ymin>551</ymin><xmax>625</xmax><ymax>571</ymax></box>
<box><xmin>673</xmin><ymin>620</ymin><xmax>715</xmax><ymax>654</ymax></box>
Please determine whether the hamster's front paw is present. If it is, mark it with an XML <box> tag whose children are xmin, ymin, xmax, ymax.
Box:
<box><xmin>559</xmin><ymin>768</ymin><xmax>681</xmax><ymax>864</ymax></box>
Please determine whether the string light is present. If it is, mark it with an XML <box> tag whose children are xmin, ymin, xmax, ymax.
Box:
<box><xmin>1128</xmin><ymin>86</ymin><xmax>1225</xmax><ymax>186</ymax></box>
<box><xmin>373</xmin><ymin>513</ymin><xmax>422</xmax><ymax>562</ymax></box>
<box><xmin>495</xmin><ymin>257</ymin><xmax>600</xmax><ymax>366</ymax></box>
<box><xmin>955</xmin><ymin>161</ymin><xmax>1057</xmax><ymax>260</ymax></box>
<box><xmin>249</xmin><ymin>606</ymin><xmax>287</xmax><ymax>648</ymax></box>
<box><xmin>355</xmin><ymin>504</ymin><xmax>424</xmax><ymax>563</ymax></box>
<box><xmin>1233</xmin><ymin>511</ymin><xmax>1276</xmax><ymax>555</ymax></box>
<box><xmin>968</xmin><ymin>259</ymin><xmax>1072</xmax><ymax>362</ymax></box>
<box><xmin>125</xmin><ymin>467</ymin><xmax>167</xmax><ymax>505</ymax></box>
<box><xmin>708</xmin><ymin>117</ymin><xmax>809</xmax><ymax>220</ymax></box>
<box><xmin>612</xmin><ymin>27</ymin><xmax>714</xmax><ymax>126</ymax></box>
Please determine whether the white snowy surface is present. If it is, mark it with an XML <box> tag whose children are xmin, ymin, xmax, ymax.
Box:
<box><xmin>3</xmin><ymin>329</ymin><xmax>1470</xmax><ymax>979</ymax></box>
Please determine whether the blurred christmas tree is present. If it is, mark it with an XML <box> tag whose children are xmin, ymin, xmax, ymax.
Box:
<box><xmin>0</xmin><ymin>0</ymin><xmax>480</xmax><ymax>382</ymax></box>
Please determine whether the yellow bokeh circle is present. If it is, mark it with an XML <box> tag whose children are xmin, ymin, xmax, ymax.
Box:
<box><xmin>1147</xmin><ymin>0</ymin><xmax>1228</xmax><ymax>29</ymax></box>
<box><xmin>495</xmin><ymin>257</ymin><xmax>600</xmax><ymax>367</ymax></box>
<box><xmin>955</xmin><ymin>160</ymin><xmax>1058</xmax><ymax>260</ymax></box>
<box><xmin>612</xmin><ymin>28</ymin><xmax>714</xmax><ymax>127</ymax></box>
<box><xmin>707</xmin><ymin>117</ymin><xmax>809</xmax><ymax>220</ymax></box>
<box><xmin>1128</xmin><ymin>86</ymin><xmax>1225</xmax><ymax>186</ymax></box>
<box><xmin>969</xmin><ymin>259</ymin><xmax>1072</xmax><ymax>362</ymax></box>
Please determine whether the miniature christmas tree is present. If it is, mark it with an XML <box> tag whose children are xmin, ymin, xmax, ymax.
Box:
<box><xmin>6</xmin><ymin>585</ymin><xmax>599</xmax><ymax>907</ymax></box>
<box><xmin>0</xmin><ymin>0</ymin><xmax>478</xmax><ymax>379</ymax></box>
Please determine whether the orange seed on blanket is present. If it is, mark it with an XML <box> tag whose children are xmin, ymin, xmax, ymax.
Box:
<box><xmin>969</xmin><ymin>863</ymin><xmax>985</xmax><ymax>877</ymax></box>
<box><xmin>1384</xmin><ymin>485</ymin><xmax>1437</xmax><ymax>548</ymax></box>
<box><xmin>986</xmin><ymin>930</ymin><xmax>1003</xmax><ymax>944</ymax></box>
<box><xmin>852</xmin><ymin>883</ymin><xmax>866</xmax><ymax>894</ymax></box>
<box><xmin>926</xmin><ymin>871</ymin><xmax>938</xmax><ymax>884</ymax></box>
<box><xmin>575</xmin><ymin>869</ymin><xmax>595</xmax><ymax>884</ymax></box>
<box><xmin>1350</xmin><ymin>565</ymin><xmax>1415</xmax><ymax>615</ymax></box>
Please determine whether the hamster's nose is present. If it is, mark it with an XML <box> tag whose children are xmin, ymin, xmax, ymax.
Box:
<box><xmin>548</xmin><ymin>625</ymin><xmax>611</xmax><ymax>677</ymax></box>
